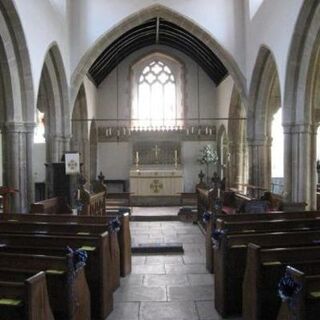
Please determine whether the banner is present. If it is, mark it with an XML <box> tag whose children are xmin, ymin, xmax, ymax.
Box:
<box><xmin>65</xmin><ymin>153</ymin><xmax>80</xmax><ymax>175</ymax></box>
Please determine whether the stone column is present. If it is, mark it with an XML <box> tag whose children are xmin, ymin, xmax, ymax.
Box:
<box><xmin>3</xmin><ymin>122</ymin><xmax>35</xmax><ymax>212</ymax></box>
<box><xmin>228</xmin><ymin>141</ymin><xmax>244</xmax><ymax>190</ymax></box>
<box><xmin>283</xmin><ymin>123</ymin><xmax>317</xmax><ymax>209</ymax></box>
<box><xmin>247</xmin><ymin>136</ymin><xmax>272</xmax><ymax>193</ymax></box>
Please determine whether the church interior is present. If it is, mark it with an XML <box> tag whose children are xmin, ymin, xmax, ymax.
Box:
<box><xmin>0</xmin><ymin>0</ymin><xmax>320</xmax><ymax>319</ymax></box>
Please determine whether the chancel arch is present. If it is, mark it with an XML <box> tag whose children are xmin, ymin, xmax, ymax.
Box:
<box><xmin>284</xmin><ymin>0</ymin><xmax>320</xmax><ymax>209</ymax></box>
<box><xmin>228</xmin><ymin>85</ymin><xmax>248</xmax><ymax>192</ymax></box>
<box><xmin>71</xmin><ymin>84</ymin><xmax>89</xmax><ymax>182</ymax></box>
<box><xmin>70</xmin><ymin>4</ymin><xmax>247</xmax><ymax>107</ymax></box>
<box><xmin>0</xmin><ymin>0</ymin><xmax>34</xmax><ymax>212</ymax></box>
<box><xmin>247</xmin><ymin>46</ymin><xmax>281</xmax><ymax>193</ymax></box>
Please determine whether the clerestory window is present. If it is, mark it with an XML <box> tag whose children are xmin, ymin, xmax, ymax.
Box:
<box><xmin>131</xmin><ymin>54</ymin><xmax>183</xmax><ymax>129</ymax></box>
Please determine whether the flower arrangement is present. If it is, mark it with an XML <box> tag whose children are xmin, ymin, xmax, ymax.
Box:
<box><xmin>197</xmin><ymin>144</ymin><xmax>219</xmax><ymax>184</ymax></box>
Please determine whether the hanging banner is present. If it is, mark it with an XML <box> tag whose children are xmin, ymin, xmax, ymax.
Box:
<box><xmin>65</xmin><ymin>153</ymin><xmax>80</xmax><ymax>175</ymax></box>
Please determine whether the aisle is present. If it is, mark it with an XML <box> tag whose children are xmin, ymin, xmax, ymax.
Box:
<box><xmin>107</xmin><ymin>219</ymin><xmax>242</xmax><ymax>320</ymax></box>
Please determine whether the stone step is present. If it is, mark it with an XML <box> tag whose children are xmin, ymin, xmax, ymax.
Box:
<box><xmin>131</xmin><ymin>242</ymin><xmax>184</xmax><ymax>254</ymax></box>
<box><xmin>130</xmin><ymin>215</ymin><xmax>180</xmax><ymax>221</ymax></box>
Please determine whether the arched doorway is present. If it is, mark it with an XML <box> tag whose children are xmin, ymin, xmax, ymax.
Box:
<box><xmin>0</xmin><ymin>1</ymin><xmax>34</xmax><ymax>211</ymax></box>
<box><xmin>284</xmin><ymin>0</ymin><xmax>320</xmax><ymax>209</ymax></box>
<box><xmin>248</xmin><ymin>46</ymin><xmax>281</xmax><ymax>194</ymax></box>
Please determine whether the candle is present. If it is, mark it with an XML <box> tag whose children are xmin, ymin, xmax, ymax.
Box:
<box><xmin>174</xmin><ymin>150</ymin><xmax>177</xmax><ymax>162</ymax></box>
<box><xmin>136</xmin><ymin>151</ymin><xmax>139</xmax><ymax>163</ymax></box>
<box><xmin>77</xmin><ymin>189</ymin><xmax>80</xmax><ymax>200</ymax></box>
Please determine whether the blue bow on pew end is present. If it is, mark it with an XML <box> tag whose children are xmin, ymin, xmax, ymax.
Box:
<box><xmin>202</xmin><ymin>211</ymin><xmax>211</xmax><ymax>224</ymax></box>
<box><xmin>107</xmin><ymin>217</ymin><xmax>121</xmax><ymax>232</ymax></box>
<box><xmin>278</xmin><ymin>273</ymin><xmax>302</xmax><ymax>306</ymax></box>
<box><xmin>211</xmin><ymin>229</ymin><xmax>225</xmax><ymax>248</ymax></box>
<box><xmin>66</xmin><ymin>246</ymin><xmax>88</xmax><ymax>269</ymax></box>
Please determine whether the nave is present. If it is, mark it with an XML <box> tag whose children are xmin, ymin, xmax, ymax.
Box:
<box><xmin>109</xmin><ymin>213</ymin><xmax>240</xmax><ymax>320</ymax></box>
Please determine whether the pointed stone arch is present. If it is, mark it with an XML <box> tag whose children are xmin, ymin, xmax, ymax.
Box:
<box><xmin>71</xmin><ymin>84</ymin><xmax>89</xmax><ymax>182</ymax></box>
<box><xmin>70</xmin><ymin>4</ymin><xmax>247</xmax><ymax>107</ymax></box>
<box><xmin>228</xmin><ymin>85</ymin><xmax>248</xmax><ymax>191</ymax></box>
<box><xmin>89</xmin><ymin>119</ymin><xmax>98</xmax><ymax>183</ymax></box>
<box><xmin>283</xmin><ymin>0</ymin><xmax>320</xmax><ymax>208</ymax></box>
<box><xmin>0</xmin><ymin>0</ymin><xmax>35</xmax><ymax>212</ymax></box>
<box><xmin>36</xmin><ymin>43</ymin><xmax>70</xmax><ymax>163</ymax></box>
<box><xmin>247</xmin><ymin>46</ymin><xmax>281</xmax><ymax>192</ymax></box>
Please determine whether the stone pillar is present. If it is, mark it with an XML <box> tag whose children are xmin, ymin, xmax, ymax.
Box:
<box><xmin>283</xmin><ymin>123</ymin><xmax>317</xmax><ymax>209</ymax></box>
<box><xmin>47</xmin><ymin>134</ymin><xmax>70</xmax><ymax>162</ymax></box>
<box><xmin>248</xmin><ymin>136</ymin><xmax>272</xmax><ymax>192</ymax></box>
<box><xmin>3</xmin><ymin>122</ymin><xmax>35</xmax><ymax>212</ymax></box>
<box><xmin>228</xmin><ymin>141</ymin><xmax>244</xmax><ymax>190</ymax></box>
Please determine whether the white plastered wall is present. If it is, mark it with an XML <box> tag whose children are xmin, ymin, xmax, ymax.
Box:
<box><xmin>97</xmin><ymin>46</ymin><xmax>218</xmax><ymax>191</ymax></box>
<box><xmin>244</xmin><ymin>0</ymin><xmax>304</xmax><ymax>98</ymax></box>
<box><xmin>13</xmin><ymin>0</ymin><xmax>70</xmax><ymax>102</ymax></box>
<box><xmin>69</xmin><ymin>0</ymin><xmax>246</xmax><ymax>76</ymax></box>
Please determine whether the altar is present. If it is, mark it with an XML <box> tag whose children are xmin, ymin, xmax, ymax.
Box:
<box><xmin>129</xmin><ymin>141</ymin><xmax>183</xmax><ymax>205</ymax></box>
<box><xmin>130</xmin><ymin>166</ymin><xmax>183</xmax><ymax>196</ymax></box>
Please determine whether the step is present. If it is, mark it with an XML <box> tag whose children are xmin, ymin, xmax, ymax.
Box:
<box><xmin>131</xmin><ymin>242</ymin><xmax>184</xmax><ymax>254</ymax></box>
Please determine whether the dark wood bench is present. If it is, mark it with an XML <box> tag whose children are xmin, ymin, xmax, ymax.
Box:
<box><xmin>0</xmin><ymin>251</ymin><xmax>90</xmax><ymax>320</ymax></box>
<box><xmin>0</xmin><ymin>212</ymin><xmax>132</xmax><ymax>277</ymax></box>
<box><xmin>243</xmin><ymin>243</ymin><xmax>320</xmax><ymax>319</ymax></box>
<box><xmin>277</xmin><ymin>266</ymin><xmax>320</xmax><ymax>320</ymax></box>
<box><xmin>214</xmin><ymin>229</ymin><xmax>320</xmax><ymax>317</ymax></box>
<box><xmin>205</xmin><ymin>210</ymin><xmax>320</xmax><ymax>273</ymax></box>
<box><xmin>80</xmin><ymin>191</ymin><xmax>106</xmax><ymax>216</ymax></box>
<box><xmin>30</xmin><ymin>196</ymin><xmax>72</xmax><ymax>214</ymax></box>
<box><xmin>0</xmin><ymin>232</ymin><xmax>112</xmax><ymax>320</ymax></box>
<box><xmin>0</xmin><ymin>270</ymin><xmax>54</xmax><ymax>320</ymax></box>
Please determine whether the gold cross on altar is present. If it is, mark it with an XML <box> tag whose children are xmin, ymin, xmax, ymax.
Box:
<box><xmin>150</xmin><ymin>179</ymin><xmax>163</xmax><ymax>193</ymax></box>
<box><xmin>152</xmin><ymin>144</ymin><xmax>161</xmax><ymax>161</ymax></box>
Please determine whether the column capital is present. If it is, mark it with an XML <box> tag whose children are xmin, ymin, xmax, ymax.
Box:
<box><xmin>282</xmin><ymin>123</ymin><xmax>317</xmax><ymax>135</ymax></box>
<box><xmin>4</xmin><ymin>121</ymin><xmax>36</xmax><ymax>133</ymax></box>
<box><xmin>247</xmin><ymin>135</ymin><xmax>272</xmax><ymax>147</ymax></box>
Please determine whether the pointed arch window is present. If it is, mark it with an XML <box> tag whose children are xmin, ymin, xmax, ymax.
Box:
<box><xmin>131</xmin><ymin>54</ymin><xmax>183</xmax><ymax>129</ymax></box>
<box><xmin>34</xmin><ymin>109</ymin><xmax>45</xmax><ymax>143</ymax></box>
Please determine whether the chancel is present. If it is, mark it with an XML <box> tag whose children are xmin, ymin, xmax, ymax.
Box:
<box><xmin>1</xmin><ymin>1</ymin><xmax>320</xmax><ymax>320</ymax></box>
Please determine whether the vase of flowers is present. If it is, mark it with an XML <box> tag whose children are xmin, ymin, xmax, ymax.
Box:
<box><xmin>197</xmin><ymin>144</ymin><xmax>219</xmax><ymax>185</ymax></box>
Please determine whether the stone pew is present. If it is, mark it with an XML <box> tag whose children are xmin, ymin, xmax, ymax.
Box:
<box><xmin>0</xmin><ymin>220</ymin><xmax>120</xmax><ymax>291</ymax></box>
<box><xmin>0</xmin><ymin>252</ymin><xmax>90</xmax><ymax>320</ymax></box>
<box><xmin>205</xmin><ymin>210</ymin><xmax>320</xmax><ymax>273</ymax></box>
<box><xmin>214</xmin><ymin>229</ymin><xmax>320</xmax><ymax>317</ymax></box>
<box><xmin>0</xmin><ymin>213</ymin><xmax>131</xmax><ymax>277</ymax></box>
<box><xmin>243</xmin><ymin>243</ymin><xmax>320</xmax><ymax>320</ymax></box>
<box><xmin>0</xmin><ymin>232</ymin><xmax>112</xmax><ymax>320</ymax></box>
<box><xmin>277</xmin><ymin>266</ymin><xmax>320</xmax><ymax>320</ymax></box>
<box><xmin>30</xmin><ymin>196</ymin><xmax>72</xmax><ymax>214</ymax></box>
<box><xmin>0</xmin><ymin>270</ymin><xmax>54</xmax><ymax>320</ymax></box>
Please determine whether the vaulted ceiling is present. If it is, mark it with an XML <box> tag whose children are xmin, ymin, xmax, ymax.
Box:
<box><xmin>88</xmin><ymin>18</ymin><xmax>228</xmax><ymax>86</ymax></box>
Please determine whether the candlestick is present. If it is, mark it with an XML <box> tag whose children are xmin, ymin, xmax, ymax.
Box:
<box><xmin>174</xmin><ymin>149</ymin><xmax>178</xmax><ymax>168</ymax></box>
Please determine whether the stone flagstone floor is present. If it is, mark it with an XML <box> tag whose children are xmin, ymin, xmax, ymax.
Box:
<box><xmin>106</xmin><ymin>211</ymin><xmax>242</xmax><ymax>320</ymax></box>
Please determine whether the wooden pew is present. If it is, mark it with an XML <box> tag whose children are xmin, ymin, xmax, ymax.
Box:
<box><xmin>205</xmin><ymin>210</ymin><xmax>320</xmax><ymax>273</ymax></box>
<box><xmin>30</xmin><ymin>196</ymin><xmax>72</xmax><ymax>214</ymax></box>
<box><xmin>277</xmin><ymin>266</ymin><xmax>320</xmax><ymax>320</ymax></box>
<box><xmin>0</xmin><ymin>212</ymin><xmax>132</xmax><ymax>277</ymax></box>
<box><xmin>216</xmin><ymin>216</ymin><xmax>320</xmax><ymax>233</ymax></box>
<box><xmin>243</xmin><ymin>243</ymin><xmax>320</xmax><ymax>320</ymax></box>
<box><xmin>214</xmin><ymin>229</ymin><xmax>320</xmax><ymax>317</ymax></box>
<box><xmin>0</xmin><ymin>232</ymin><xmax>112</xmax><ymax>320</ymax></box>
<box><xmin>0</xmin><ymin>270</ymin><xmax>54</xmax><ymax>320</ymax></box>
<box><xmin>80</xmin><ymin>191</ymin><xmax>106</xmax><ymax>216</ymax></box>
<box><xmin>0</xmin><ymin>252</ymin><xmax>90</xmax><ymax>320</ymax></box>
<box><xmin>0</xmin><ymin>220</ymin><xmax>120</xmax><ymax>291</ymax></box>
